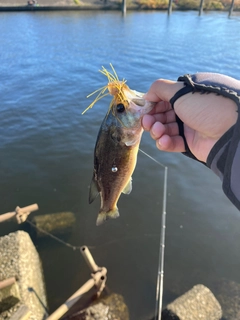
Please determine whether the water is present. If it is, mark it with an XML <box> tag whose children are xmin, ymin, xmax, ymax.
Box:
<box><xmin>1</xmin><ymin>9</ymin><xmax>240</xmax><ymax>319</ymax></box>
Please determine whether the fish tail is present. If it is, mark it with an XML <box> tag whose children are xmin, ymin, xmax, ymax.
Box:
<box><xmin>96</xmin><ymin>207</ymin><xmax>119</xmax><ymax>226</ymax></box>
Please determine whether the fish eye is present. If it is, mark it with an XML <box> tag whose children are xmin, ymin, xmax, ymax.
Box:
<box><xmin>116</xmin><ymin>103</ymin><xmax>125</xmax><ymax>113</ymax></box>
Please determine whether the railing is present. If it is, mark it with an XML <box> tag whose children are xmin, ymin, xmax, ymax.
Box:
<box><xmin>0</xmin><ymin>205</ymin><xmax>108</xmax><ymax>320</ymax></box>
<box><xmin>46</xmin><ymin>246</ymin><xmax>107</xmax><ymax>320</ymax></box>
<box><xmin>0</xmin><ymin>204</ymin><xmax>39</xmax><ymax>224</ymax></box>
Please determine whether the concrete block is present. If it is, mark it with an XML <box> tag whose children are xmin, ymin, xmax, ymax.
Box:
<box><xmin>162</xmin><ymin>284</ymin><xmax>222</xmax><ymax>320</ymax></box>
<box><xmin>0</xmin><ymin>231</ymin><xmax>48</xmax><ymax>320</ymax></box>
<box><xmin>9</xmin><ymin>305</ymin><xmax>31</xmax><ymax>320</ymax></box>
<box><xmin>31</xmin><ymin>212</ymin><xmax>76</xmax><ymax>238</ymax></box>
<box><xmin>66</xmin><ymin>293</ymin><xmax>129</xmax><ymax>320</ymax></box>
<box><xmin>0</xmin><ymin>281</ymin><xmax>20</xmax><ymax>313</ymax></box>
<box><xmin>214</xmin><ymin>278</ymin><xmax>240</xmax><ymax>320</ymax></box>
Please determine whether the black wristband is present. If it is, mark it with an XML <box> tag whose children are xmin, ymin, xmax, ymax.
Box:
<box><xmin>170</xmin><ymin>82</ymin><xmax>206</xmax><ymax>165</ymax></box>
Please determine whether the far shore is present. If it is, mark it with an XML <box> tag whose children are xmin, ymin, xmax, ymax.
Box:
<box><xmin>0</xmin><ymin>0</ymin><xmax>239</xmax><ymax>12</ymax></box>
<box><xmin>0</xmin><ymin>0</ymin><xmax>122</xmax><ymax>10</ymax></box>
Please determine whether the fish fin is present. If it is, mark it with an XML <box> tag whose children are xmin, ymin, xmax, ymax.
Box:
<box><xmin>122</xmin><ymin>177</ymin><xmax>132</xmax><ymax>195</ymax></box>
<box><xmin>96</xmin><ymin>207</ymin><xmax>120</xmax><ymax>226</ymax></box>
<box><xmin>89</xmin><ymin>177</ymin><xmax>100</xmax><ymax>204</ymax></box>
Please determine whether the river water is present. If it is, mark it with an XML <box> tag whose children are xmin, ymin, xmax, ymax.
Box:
<box><xmin>1</xmin><ymin>9</ymin><xmax>240</xmax><ymax>319</ymax></box>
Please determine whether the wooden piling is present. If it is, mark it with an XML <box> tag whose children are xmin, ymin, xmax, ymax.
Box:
<box><xmin>199</xmin><ymin>0</ymin><xmax>204</xmax><ymax>15</ymax></box>
<box><xmin>229</xmin><ymin>0</ymin><xmax>235</xmax><ymax>17</ymax></box>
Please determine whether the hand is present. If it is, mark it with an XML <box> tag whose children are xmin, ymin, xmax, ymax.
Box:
<box><xmin>142</xmin><ymin>79</ymin><xmax>238</xmax><ymax>162</ymax></box>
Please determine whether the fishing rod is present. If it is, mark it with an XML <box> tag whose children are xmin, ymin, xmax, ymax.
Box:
<box><xmin>156</xmin><ymin>166</ymin><xmax>168</xmax><ymax>320</ymax></box>
<box><xmin>139</xmin><ymin>149</ymin><xmax>168</xmax><ymax>320</ymax></box>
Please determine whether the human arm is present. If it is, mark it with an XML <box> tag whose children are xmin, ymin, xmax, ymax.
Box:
<box><xmin>142</xmin><ymin>73</ymin><xmax>240</xmax><ymax>210</ymax></box>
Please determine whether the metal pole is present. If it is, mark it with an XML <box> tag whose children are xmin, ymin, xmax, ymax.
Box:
<box><xmin>199</xmin><ymin>0</ymin><xmax>204</xmax><ymax>15</ymax></box>
<box><xmin>81</xmin><ymin>246</ymin><xmax>99</xmax><ymax>273</ymax></box>
<box><xmin>47</xmin><ymin>278</ymin><xmax>96</xmax><ymax>320</ymax></box>
<box><xmin>168</xmin><ymin>0</ymin><xmax>173</xmax><ymax>15</ymax></box>
<box><xmin>15</xmin><ymin>204</ymin><xmax>39</xmax><ymax>223</ymax></box>
<box><xmin>0</xmin><ymin>211</ymin><xmax>16</xmax><ymax>223</ymax></box>
<box><xmin>0</xmin><ymin>204</ymin><xmax>39</xmax><ymax>224</ymax></box>
<box><xmin>47</xmin><ymin>247</ymin><xmax>107</xmax><ymax>320</ymax></box>
<box><xmin>122</xmin><ymin>0</ymin><xmax>126</xmax><ymax>16</ymax></box>
<box><xmin>0</xmin><ymin>277</ymin><xmax>16</xmax><ymax>290</ymax></box>
<box><xmin>18</xmin><ymin>204</ymin><xmax>38</xmax><ymax>213</ymax></box>
<box><xmin>229</xmin><ymin>0</ymin><xmax>235</xmax><ymax>17</ymax></box>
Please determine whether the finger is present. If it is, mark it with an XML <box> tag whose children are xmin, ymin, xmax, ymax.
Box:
<box><xmin>142</xmin><ymin>110</ymin><xmax>176</xmax><ymax>130</ymax></box>
<box><xmin>144</xmin><ymin>79</ymin><xmax>185</xmax><ymax>103</ymax></box>
<box><xmin>152</xmin><ymin>109</ymin><xmax>176</xmax><ymax>124</ymax></box>
<box><xmin>150</xmin><ymin>121</ymin><xmax>179</xmax><ymax>140</ymax></box>
<box><xmin>156</xmin><ymin>134</ymin><xmax>185</xmax><ymax>153</ymax></box>
<box><xmin>142</xmin><ymin>114</ymin><xmax>155</xmax><ymax>131</ymax></box>
<box><xmin>147</xmin><ymin>101</ymin><xmax>173</xmax><ymax>115</ymax></box>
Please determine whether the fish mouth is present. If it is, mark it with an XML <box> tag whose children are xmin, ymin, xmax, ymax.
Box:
<box><xmin>128</xmin><ymin>99</ymin><xmax>155</xmax><ymax>115</ymax></box>
<box><xmin>131</xmin><ymin>98</ymin><xmax>146</xmax><ymax>106</ymax></box>
<box><xmin>122</xmin><ymin>87</ymin><xmax>155</xmax><ymax>113</ymax></box>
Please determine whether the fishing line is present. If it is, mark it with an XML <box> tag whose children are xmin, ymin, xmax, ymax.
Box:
<box><xmin>26</xmin><ymin>219</ymin><xmax>84</xmax><ymax>251</ymax></box>
<box><xmin>139</xmin><ymin>148</ymin><xmax>166</xmax><ymax>168</ymax></box>
<box><xmin>26</xmin><ymin>149</ymin><xmax>167</xmax><ymax>320</ymax></box>
<box><xmin>139</xmin><ymin>148</ymin><xmax>168</xmax><ymax>320</ymax></box>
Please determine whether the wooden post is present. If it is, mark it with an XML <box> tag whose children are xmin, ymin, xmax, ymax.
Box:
<box><xmin>122</xmin><ymin>0</ymin><xmax>126</xmax><ymax>16</ymax></box>
<box><xmin>229</xmin><ymin>0</ymin><xmax>235</xmax><ymax>17</ymax></box>
<box><xmin>199</xmin><ymin>0</ymin><xmax>204</xmax><ymax>15</ymax></box>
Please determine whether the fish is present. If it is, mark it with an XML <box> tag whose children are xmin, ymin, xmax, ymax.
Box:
<box><xmin>84</xmin><ymin>65</ymin><xmax>155</xmax><ymax>226</ymax></box>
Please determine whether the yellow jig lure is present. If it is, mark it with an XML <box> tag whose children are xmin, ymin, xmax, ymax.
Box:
<box><xmin>82</xmin><ymin>64</ymin><xmax>129</xmax><ymax>115</ymax></box>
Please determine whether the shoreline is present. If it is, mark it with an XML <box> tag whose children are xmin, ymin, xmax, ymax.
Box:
<box><xmin>0</xmin><ymin>0</ymin><xmax>121</xmax><ymax>10</ymax></box>
<box><xmin>0</xmin><ymin>6</ymin><xmax>238</xmax><ymax>12</ymax></box>
<box><xmin>0</xmin><ymin>0</ymin><xmax>239</xmax><ymax>12</ymax></box>
<box><xmin>0</xmin><ymin>5</ymin><xmax>120</xmax><ymax>10</ymax></box>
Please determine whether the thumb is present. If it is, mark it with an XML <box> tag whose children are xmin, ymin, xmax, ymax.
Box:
<box><xmin>144</xmin><ymin>79</ymin><xmax>184</xmax><ymax>102</ymax></box>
